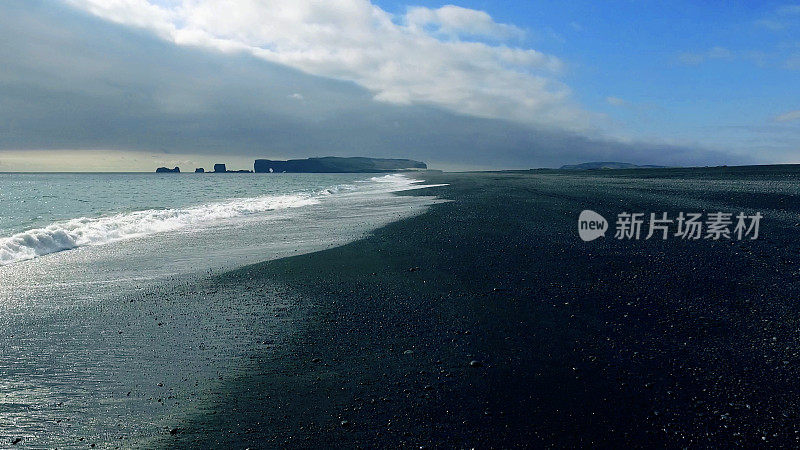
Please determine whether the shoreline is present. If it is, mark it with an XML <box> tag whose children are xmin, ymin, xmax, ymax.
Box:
<box><xmin>0</xmin><ymin>173</ymin><xmax>445</xmax><ymax>448</ymax></box>
<box><xmin>163</xmin><ymin>168</ymin><xmax>800</xmax><ymax>447</ymax></box>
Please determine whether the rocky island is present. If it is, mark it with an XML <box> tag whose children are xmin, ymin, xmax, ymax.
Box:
<box><xmin>254</xmin><ymin>157</ymin><xmax>426</xmax><ymax>173</ymax></box>
<box><xmin>157</xmin><ymin>157</ymin><xmax>425</xmax><ymax>174</ymax></box>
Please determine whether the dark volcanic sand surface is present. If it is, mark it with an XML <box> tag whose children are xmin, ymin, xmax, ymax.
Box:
<box><xmin>168</xmin><ymin>169</ymin><xmax>800</xmax><ymax>448</ymax></box>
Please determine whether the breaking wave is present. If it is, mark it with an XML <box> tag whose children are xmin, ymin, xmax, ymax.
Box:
<box><xmin>0</xmin><ymin>173</ymin><xmax>436</xmax><ymax>267</ymax></box>
<box><xmin>0</xmin><ymin>193</ymin><xmax>318</xmax><ymax>266</ymax></box>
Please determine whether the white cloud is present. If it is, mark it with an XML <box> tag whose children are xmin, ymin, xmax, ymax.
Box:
<box><xmin>675</xmin><ymin>47</ymin><xmax>775</xmax><ymax>68</ymax></box>
<box><xmin>775</xmin><ymin>110</ymin><xmax>800</xmax><ymax>122</ymax></box>
<box><xmin>64</xmin><ymin>0</ymin><xmax>589</xmax><ymax>130</ymax></box>
<box><xmin>606</xmin><ymin>96</ymin><xmax>628</xmax><ymax>107</ymax></box>
<box><xmin>405</xmin><ymin>5</ymin><xmax>525</xmax><ymax>40</ymax></box>
<box><xmin>677</xmin><ymin>46</ymin><xmax>734</xmax><ymax>65</ymax></box>
<box><xmin>755</xmin><ymin>19</ymin><xmax>787</xmax><ymax>31</ymax></box>
<box><xmin>754</xmin><ymin>5</ymin><xmax>800</xmax><ymax>31</ymax></box>
<box><xmin>707</xmin><ymin>46</ymin><xmax>733</xmax><ymax>59</ymax></box>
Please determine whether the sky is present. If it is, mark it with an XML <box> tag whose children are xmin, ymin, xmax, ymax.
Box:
<box><xmin>0</xmin><ymin>0</ymin><xmax>798</xmax><ymax>171</ymax></box>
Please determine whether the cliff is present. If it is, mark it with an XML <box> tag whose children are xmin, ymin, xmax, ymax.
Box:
<box><xmin>254</xmin><ymin>157</ymin><xmax>427</xmax><ymax>173</ymax></box>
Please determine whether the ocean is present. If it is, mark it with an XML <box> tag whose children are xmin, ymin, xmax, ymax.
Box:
<box><xmin>0</xmin><ymin>172</ymin><xmax>442</xmax><ymax>447</ymax></box>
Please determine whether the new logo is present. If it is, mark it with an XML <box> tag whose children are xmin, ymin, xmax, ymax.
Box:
<box><xmin>578</xmin><ymin>210</ymin><xmax>608</xmax><ymax>241</ymax></box>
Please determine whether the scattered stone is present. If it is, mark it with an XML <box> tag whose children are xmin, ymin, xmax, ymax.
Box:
<box><xmin>340</xmin><ymin>420</ymin><xmax>352</xmax><ymax>428</ymax></box>
<box><xmin>11</xmin><ymin>438</ymin><xmax>22</xmax><ymax>445</ymax></box>
<box><xmin>403</xmin><ymin>350</ymin><xmax>414</xmax><ymax>355</ymax></box>
<box><xmin>312</xmin><ymin>357</ymin><xmax>322</xmax><ymax>363</ymax></box>
<box><xmin>469</xmin><ymin>360</ymin><xmax>482</xmax><ymax>367</ymax></box>
<box><xmin>170</xmin><ymin>427</ymin><xmax>179</xmax><ymax>435</ymax></box>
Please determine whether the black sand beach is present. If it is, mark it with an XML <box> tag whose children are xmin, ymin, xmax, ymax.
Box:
<box><xmin>168</xmin><ymin>168</ymin><xmax>800</xmax><ymax>448</ymax></box>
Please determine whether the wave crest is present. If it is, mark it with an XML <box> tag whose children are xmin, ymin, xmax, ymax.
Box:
<box><xmin>0</xmin><ymin>193</ymin><xmax>317</xmax><ymax>266</ymax></box>
<box><xmin>0</xmin><ymin>173</ymin><xmax>434</xmax><ymax>266</ymax></box>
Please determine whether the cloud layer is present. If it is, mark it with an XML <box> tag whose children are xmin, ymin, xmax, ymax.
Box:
<box><xmin>66</xmin><ymin>0</ymin><xmax>587</xmax><ymax>129</ymax></box>
<box><xmin>0</xmin><ymin>0</ymin><xmax>752</xmax><ymax>170</ymax></box>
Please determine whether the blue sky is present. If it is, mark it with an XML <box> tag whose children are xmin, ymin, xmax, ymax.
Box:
<box><xmin>377</xmin><ymin>0</ymin><xmax>800</xmax><ymax>149</ymax></box>
<box><xmin>0</xmin><ymin>0</ymin><xmax>797</xmax><ymax>170</ymax></box>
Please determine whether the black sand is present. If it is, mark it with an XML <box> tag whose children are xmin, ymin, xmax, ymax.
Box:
<box><xmin>169</xmin><ymin>168</ymin><xmax>800</xmax><ymax>448</ymax></box>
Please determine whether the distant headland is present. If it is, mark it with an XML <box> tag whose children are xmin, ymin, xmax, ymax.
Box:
<box><xmin>559</xmin><ymin>161</ymin><xmax>667</xmax><ymax>170</ymax></box>
<box><xmin>157</xmin><ymin>157</ymin><xmax>427</xmax><ymax>173</ymax></box>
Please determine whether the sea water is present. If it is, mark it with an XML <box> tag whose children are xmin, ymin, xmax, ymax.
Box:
<box><xmin>0</xmin><ymin>172</ymin><xmax>443</xmax><ymax>447</ymax></box>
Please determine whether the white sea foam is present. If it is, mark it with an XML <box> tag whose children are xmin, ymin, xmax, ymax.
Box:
<box><xmin>365</xmin><ymin>173</ymin><xmax>416</xmax><ymax>184</ymax></box>
<box><xmin>365</xmin><ymin>173</ymin><xmax>446</xmax><ymax>191</ymax></box>
<box><xmin>0</xmin><ymin>193</ymin><xmax>318</xmax><ymax>266</ymax></box>
<box><xmin>0</xmin><ymin>174</ymin><xmax>436</xmax><ymax>266</ymax></box>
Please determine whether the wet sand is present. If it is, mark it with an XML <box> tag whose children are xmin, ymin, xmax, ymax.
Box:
<box><xmin>169</xmin><ymin>168</ymin><xmax>800</xmax><ymax>447</ymax></box>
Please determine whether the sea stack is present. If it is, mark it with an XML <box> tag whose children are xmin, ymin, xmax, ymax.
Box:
<box><xmin>195</xmin><ymin>168</ymin><xmax>204</xmax><ymax>173</ymax></box>
<box><xmin>155</xmin><ymin>166</ymin><xmax>180</xmax><ymax>173</ymax></box>
<box><xmin>213</xmin><ymin>164</ymin><xmax>226</xmax><ymax>173</ymax></box>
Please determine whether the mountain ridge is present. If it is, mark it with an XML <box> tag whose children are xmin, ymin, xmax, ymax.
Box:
<box><xmin>560</xmin><ymin>161</ymin><xmax>667</xmax><ymax>170</ymax></box>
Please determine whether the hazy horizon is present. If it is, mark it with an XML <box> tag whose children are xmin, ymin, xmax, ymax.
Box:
<box><xmin>3</xmin><ymin>151</ymin><xmax>800</xmax><ymax>173</ymax></box>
